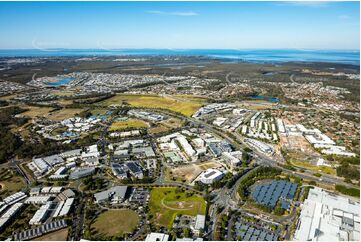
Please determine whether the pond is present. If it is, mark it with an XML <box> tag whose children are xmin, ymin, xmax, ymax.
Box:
<box><xmin>250</xmin><ymin>95</ymin><xmax>280</xmax><ymax>103</ymax></box>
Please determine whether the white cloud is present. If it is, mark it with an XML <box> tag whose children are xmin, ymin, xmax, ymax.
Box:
<box><xmin>281</xmin><ymin>1</ymin><xmax>330</xmax><ymax>8</ymax></box>
<box><xmin>146</xmin><ymin>10</ymin><xmax>198</xmax><ymax>16</ymax></box>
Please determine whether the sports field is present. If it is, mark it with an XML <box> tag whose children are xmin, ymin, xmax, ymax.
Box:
<box><xmin>149</xmin><ymin>187</ymin><xmax>207</xmax><ymax>227</ymax></box>
<box><xmin>109</xmin><ymin>119</ymin><xmax>148</xmax><ymax>131</ymax></box>
<box><xmin>100</xmin><ymin>94</ymin><xmax>206</xmax><ymax>116</ymax></box>
<box><xmin>91</xmin><ymin>209</ymin><xmax>139</xmax><ymax>237</ymax></box>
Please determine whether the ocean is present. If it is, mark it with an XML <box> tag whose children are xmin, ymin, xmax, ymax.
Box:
<box><xmin>0</xmin><ymin>49</ymin><xmax>359</xmax><ymax>65</ymax></box>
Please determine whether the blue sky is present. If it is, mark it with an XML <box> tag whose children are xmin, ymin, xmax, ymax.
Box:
<box><xmin>0</xmin><ymin>1</ymin><xmax>359</xmax><ymax>50</ymax></box>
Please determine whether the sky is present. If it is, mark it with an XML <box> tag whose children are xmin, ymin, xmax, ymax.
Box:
<box><xmin>0</xmin><ymin>1</ymin><xmax>359</xmax><ymax>50</ymax></box>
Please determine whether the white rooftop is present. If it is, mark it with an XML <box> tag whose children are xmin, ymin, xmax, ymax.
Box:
<box><xmin>145</xmin><ymin>232</ymin><xmax>169</xmax><ymax>241</ymax></box>
<box><xmin>294</xmin><ymin>187</ymin><xmax>360</xmax><ymax>241</ymax></box>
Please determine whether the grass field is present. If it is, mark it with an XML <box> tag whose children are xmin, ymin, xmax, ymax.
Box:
<box><xmin>100</xmin><ymin>94</ymin><xmax>206</xmax><ymax>116</ymax></box>
<box><xmin>35</xmin><ymin>228</ymin><xmax>69</xmax><ymax>241</ymax></box>
<box><xmin>290</xmin><ymin>160</ymin><xmax>336</xmax><ymax>175</ymax></box>
<box><xmin>149</xmin><ymin>187</ymin><xmax>207</xmax><ymax>227</ymax></box>
<box><xmin>0</xmin><ymin>168</ymin><xmax>25</xmax><ymax>197</ymax></box>
<box><xmin>51</xmin><ymin>90</ymin><xmax>75</xmax><ymax>97</ymax></box>
<box><xmin>91</xmin><ymin>108</ymin><xmax>108</xmax><ymax>115</ymax></box>
<box><xmin>91</xmin><ymin>209</ymin><xmax>139</xmax><ymax>237</ymax></box>
<box><xmin>22</xmin><ymin>106</ymin><xmax>54</xmax><ymax>118</ymax></box>
<box><xmin>149</xmin><ymin>117</ymin><xmax>184</xmax><ymax>134</ymax></box>
<box><xmin>47</xmin><ymin>108</ymin><xmax>83</xmax><ymax>121</ymax></box>
<box><xmin>109</xmin><ymin>119</ymin><xmax>148</xmax><ymax>131</ymax></box>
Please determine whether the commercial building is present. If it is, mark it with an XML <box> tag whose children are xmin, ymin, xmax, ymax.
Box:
<box><xmin>30</xmin><ymin>158</ymin><xmax>51</xmax><ymax>176</ymax></box>
<box><xmin>145</xmin><ymin>232</ymin><xmax>169</xmax><ymax>241</ymax></box>
<box><xmin>111</xmin><ymin>163</ymin><xmax>128</xmax><ymax>179</ymax></box>
<box><xmin>25</xmin><ymin>196</ymin><xmax>51</xmax><ymax>205</ymax></box>
<box><xmin>126</xmin><ymin>162</ymin><xmax>143</xmax><ymax>179</ymax></box>
<box><xmin>0</xmin><ymin>203</ymin><xmax>24</xmax><ymax>231</ymax></box>
<box><xmin>133</xmin><ymin>146</ymin><xmax>156</xmax><ymax>158</ymax></box>
<box><xmin>94</xmin><ymin>186</ymin><xmax>128</xmax><ymax>204</ymax></box>
<box><xmin>197</xmin><ymin>169</ymin><xmax>224</xmax><ymax>185</ymax></box>
<box><xmin>69</xmin><ymin>167</ymin><xmax>95</xmax><ymax>180</ymax></box>
<box><xmin>12</xmin><ymin>219</ymin><xmax>67</xmax><ymax>241</ymax></box>
<box><xmin>193</xmin><ymin>214</ymin><xmax>206</xmax><ymax>233</ymax></box>
<box><xmin>60</xmin><ymin>149</ymin><xmax>82</xmax><ymax>159</ymax></box>
<box><xmin>128</xmin><ymin>109</ymin><xmax>165</xmax><ymax>122</ymax></box>
<box><xmin>29</xmin><ymin>202</ymin><xmax>54</xmax><ymax>225</ymax></box>
<box><xmin>58</xmin><ymin>198</ymin><xmax>74</xmax><ymax>217</ymax></box>
<box><xmin>294</xmin><ymin>187</ymin><xmax>360</xmax><ymax>241</ymax></box>
<box><xmin>176</xmin><ymin>136</ymin><xmax>196</xmax><ymax>158</ymax></box>
<box><xmin>43</xmin><ymin>154</ymin><xmax>64</xmax><ymax>166</ymax></box>
<box><xmin>3</xmin><ymin>192</ymin><xmax>27</xmax><ymax>205</ymax></box>
<box><xmin>251</xmin><ymin>180</ymin><xmax>297</xmax><ymax>209</ymax></box>
<box><xmin>222</xmin><ymin>151</ymin><xmax>242</xmax><ymax>169</ymax></box>
<box><xmin>276</xmin><ymin>119</ymin><xmax>286</xmax><ymax>133</ymax></box>
<box><xmin>245</xmin><ymin>138</ymin><xmax>273</xmax><ymax>154</ymax></box>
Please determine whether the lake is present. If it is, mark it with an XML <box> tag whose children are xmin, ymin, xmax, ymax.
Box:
<box><xmin>46</xmin><ymin>77</ymin><xmax>74</xmax><ymax>87</ymax></box>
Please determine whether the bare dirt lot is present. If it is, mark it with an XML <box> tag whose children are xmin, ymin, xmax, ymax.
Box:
<box><xmin>33</xmin><ymin>228</ymin><xmax>68</xmax><ymax>241</ymax></box>
<box><xmin>169</xmin><ymin>161</ymin><xmax>222</xmax><ymax>183</ymax></box>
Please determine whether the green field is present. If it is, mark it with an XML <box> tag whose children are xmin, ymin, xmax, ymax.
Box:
<box><xmin>91</xmin><ymin>209</ymin><xmax>139</xmax><ymax>237</ymax></box>
<box><xmin>100</xmin><ymin>94</ymin><xmax>206</xmax><ymax>117</ymax></box>
<box><xmin>109</xmin><ymin>119</ymin><xmax>148</xmax><ymax>131</ymax></box>
<box><xmin>149</xmin><ymin>187</ymin><xmax>207</xmax><ymax>228</ymax></box>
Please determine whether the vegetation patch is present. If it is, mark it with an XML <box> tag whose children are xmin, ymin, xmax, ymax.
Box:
<box><xmin>149</xmin><ymin>187</ymin><xmax>206</xmax><ymax>228</ymax></box>
<box><xmin>335</xmin><ymin>185</ymin><xmax>360</xmax><ymax>198</ymax></box>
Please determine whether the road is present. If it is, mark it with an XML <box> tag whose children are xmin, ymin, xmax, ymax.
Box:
<box><xmin>290</xmin><ymin>73</ymin><xmax>296</xmax><ymax>83</ymax></box>
<box><xmin>71</xmin><ymin>196</ymin><xmax>88</xmax><ymax>241</ymax></box>
<box><xmin>225</xmin><ymin>72</ymin><xmax>233</xmax><ymax>85</ymax></box>
<box><xmin>9</xmin><ymin>158</ymin><xmax>31</xmax><ymax>186</ymax></box>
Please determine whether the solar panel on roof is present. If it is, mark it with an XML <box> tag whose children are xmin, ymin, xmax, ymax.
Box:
<box><xmin>266</xmin><ymin>233</ymin><xmax>273</xmax><ymax>241</ymax></box>
<box><xmin>259</xmin><ymin>232</ymin><xmax>267</xmax><ymax>239</ymax></box>
<box><xmin>258</xmin><ymin>189</ymin><xmax>266</xmax><ymax>198</ymax></box>
<box><xmin>253</xmin><ymin>188</ymin><xmax>260</xmax><ymax>198</ymax></box>
<box><xmin>244</xmin><ymin>233</ymin><xmax>252</xmax><ymax>241</ymax></box>
<box><xmin>281</xmin><ymin>201</ymin><xmax>290</xmax><ymax>210</ymax></box>
<box><xmin>281</xmin><ymin>188</ymin><xmax>289</xmax><ymax>198</ymax></box>
<box><xmin>250</xmin><ymin>235</ymin><xmax>258</xmax><ymax>241</ymax></box>
<box><xmin>284</xmin><ymin>183</ymin><xmax>291</xmax><ymax>191</ymax></box>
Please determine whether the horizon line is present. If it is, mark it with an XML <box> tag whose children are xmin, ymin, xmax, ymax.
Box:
<box><xmin>0</xmin><ymin>48</ymin><xmax>359</xmax><ymax>52</ymax></box>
